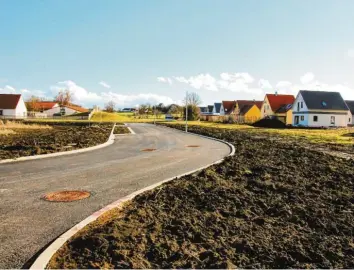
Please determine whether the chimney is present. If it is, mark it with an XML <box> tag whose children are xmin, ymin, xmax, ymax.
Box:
<box><xmin>275</xmin><ymin>90</ymin><xmax>278</xmax><ymax>96</ymax></box>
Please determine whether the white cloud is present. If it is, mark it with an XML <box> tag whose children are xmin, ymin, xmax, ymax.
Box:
<box><xmin>101</xmin><ymin>92</ymin><xmax>176</xmax><ymax>107</ymax></box>
<box><xmin>51</xmin><ymin>80</ymin><xmax>102</xmax><ymax>104</ymax></box>
<box><xmin>300</xmin><ymin>72</ymin><xmax>315</xmax><ymax>84</ymax></box>
<box><xmin>50</xmin><ymin>80</ymin><xmax>177</xmax><ymax>108</ymax></box>
<box><xmin>276</xmin><ymin>81</ymin><xmax>292</xmax><ymax>89</ymax></box>
<box><xmin>348</xmin><ymin>49</ymin><xmax>354</xmax><ymax>58</ymax></box>
<box><xmin>157</xmin><ymin>77</ymin><xmax>172</xmax><ymax>85</ymax></box>
<box><xmin>258</xmin><ymin>79</ymin><xmax>272</xmax><ymax>89</ymax></box>
<box><xmin>174</xmin><ymin>74</ymin><xmax>218</xmax><ymax>91</ymax></box>
<box><xmin>99</xmin><ymin>81</ymin><xmax>111</xmax><ymax>89</ymax></box>
<box><xmin>0</xmin><ymin>85</ymin><xmax>16</xmax><ymax>94</ymax></box>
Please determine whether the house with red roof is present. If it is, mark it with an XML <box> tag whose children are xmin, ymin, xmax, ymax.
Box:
<box><xmin>220</xmin><ymin>101</ymin><xmax>236</xmax><ymax>115</ymax></box>
<box><xmin>0</xmin><ymin>94</ymin><xmax>27</xmax><ymax>119</ymax></box>
<box><xmin>26</xmin><ymin>101</ymin><xmax>88</xmax><ymax>117</ymax></box>
<box><xmin>261</xmin><ymin>93</ymin><xmax>295</xmax><ymax>125</ymax></box>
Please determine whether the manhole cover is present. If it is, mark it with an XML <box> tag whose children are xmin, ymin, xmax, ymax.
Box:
<box><xmin>42</xmin><ymin>190</ymin><xmax>91</xmax><ymax>202</ymax></box>
<box><xmin>187</xmin><ymin>145</ymin><xmax>201</xmax><ymax>148</ymax></box>
<box><xmin>141</xmin><ymin>148</ymin><xmax>156</xmax><ymax>152</ymax></box>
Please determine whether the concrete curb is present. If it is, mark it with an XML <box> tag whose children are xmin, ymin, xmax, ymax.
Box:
<box><xmin>29</xmin><ymin>125</ymin><xmax>235</xmax><ymax>269</ymax></box>
<box><xmin>0</xmin><ymin>124</ymin><xmax>116</xmax><ymax>165</ymax></box>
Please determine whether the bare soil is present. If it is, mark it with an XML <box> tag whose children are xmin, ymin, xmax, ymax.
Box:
<box><xmin>0</xmin><ymin>122</ymin><xmax>113</xmax><ymax>160</ymax></box>
<box><xmin>49</xmin><ymin>124</ymin><xmax>354</xmax><ymax>269</ymax></box>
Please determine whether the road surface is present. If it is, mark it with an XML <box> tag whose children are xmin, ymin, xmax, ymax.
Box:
<box><xmin>0</xmin><ymin>123</ymin><xmax>230</xmax><ymax>269</ymax></box>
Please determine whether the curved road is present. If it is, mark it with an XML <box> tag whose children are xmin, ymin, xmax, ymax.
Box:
<box><xmin>0</xmin><ymin>123</ymin><xmax>230</xmax><ymax>269</ymax></box>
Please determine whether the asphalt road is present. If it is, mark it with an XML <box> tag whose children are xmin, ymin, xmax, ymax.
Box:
<box><xmin>0</xmin><ymin>123</ymin><xmax>230</xmax><ymax>269</ymax></box>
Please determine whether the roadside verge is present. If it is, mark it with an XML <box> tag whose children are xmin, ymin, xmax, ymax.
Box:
<box><xmin>29</xmin><ymin>125</ymin><xmax>235</xmax><ymax>269</ymax></box>
<box><xmin>0</xmin><ymin>124</ymin><xmax>116</xmax><ymax>165</ymax></box>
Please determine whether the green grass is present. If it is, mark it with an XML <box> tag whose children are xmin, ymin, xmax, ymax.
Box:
<box><xmin>91</xmin><ymin>112</ymin><xmax>167</xmax><ymax>122</ymax></box>
<box><xmin>165</xmin><ymin>121</ymin><xmax>354</xmax><ymax>145</ymax></box>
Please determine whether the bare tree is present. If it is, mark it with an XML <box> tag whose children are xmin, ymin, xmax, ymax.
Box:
<box><xmin>104</xmin><ymin>100</ymin><xmax>116</xmax><ymax>112</ymax></box>
<box><xmin>54</xmin><ymin>89</ymin><xmax>73</xmax><ymax>105</ymax></box>
<box><xmin>26</xmin><ymin>95</ymin><xmax>42</xmax><ymax>111</ymax></box>
<box><xmin>184</xmin><ymin>92</ymin><xmax>202</xmax><ymax>106</ymax></box>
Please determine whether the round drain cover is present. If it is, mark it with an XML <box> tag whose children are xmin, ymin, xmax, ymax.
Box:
<box><xmin>187</xmin><ymin>145</ymin><xmax>201</xmax><ymax>148</ymax></box>
<box><xmin>141</xmin><ymin>148</ymin><xmax>156</xmax><ymax>152</ymax></box>
<box><xmin>42</xmin><ymin>190</ymin><xmax>91</xmax><ymax>202</ymax></box>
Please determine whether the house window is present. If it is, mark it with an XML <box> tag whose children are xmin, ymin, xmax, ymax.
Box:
<box><xmin>297</xmin><ymin>102</ymin><xmax>300</xmax><ymax>111</ymax></box>
<box><xmin>301</xmin><ymin>102</ymin><xmax>303</xmax><ymax>109</ymax></box>
<box><xmin>349</xmin><ymin>118</ymin><xmax>351</xmax><ymax>123</ymax></box>
<box><xmin>0</xmin><ymin>110</ymin><xmax>3</xmax><ymax>116</ymax></box>
<box><xmin>301</xmin><ymin>116</ymin><xmax>304</xmax><ymax>121</ymax></box>
<box><xmin>60</xmin><ymin>107</ymin><xmax>66</xmax><ymax>116</ymax></box>
<box><xmin>313</xmin><ymin>116</ymin><xmax>318</xmax><ymax>122</ymax></box>
<box><xmin>330</xmin><ymin>116</ymin><xmax>335</xmax><ymax>125</ymax></box>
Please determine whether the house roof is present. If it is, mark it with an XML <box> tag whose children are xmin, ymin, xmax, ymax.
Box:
<box><xmin>199</xmin><ymin>106</ymin><xmax>208</xmax><ymax>113</ymax></box>
<box><xmin>237</xmin><ymin>100</ymin><xmax>263</xmax><ymax>110</ymax></box>
<box><xmin>299</xmin><ymin>90</ymin><xmax>348</xmax><ymax>111</ymax></box>
<box><xmin>222</xmin><ymin>101</ymin><xmax>236</xmax><ymax>114</ymax></box>
<box><xmin>275</xmin><ymin>104</ymin><xmax>293</xmax><ymax>113</ymax></box>
<box><xmin>207</xmin><ymin>105</ymin><xmax>214</xmax><ymax>113</ymax></box>
<box><xmin>64</xmin><ymin>104</ymin><xmax>89</xmax><ymax>113</ymax></box>
<box><xmin>26</xmin><ymin>101</ymin><xmax>58</xmax><ymax>110</ymax></box>
<box><xmin>214</xmin><ymin>103</ymin><xmax>221</xmax><ymax>113</ymax></box>
<box><xmin>0</xmin><ymin>94</ymin><xmax>21</xmax><ymax>109</ymax></box>
<box><xmin>345</xmin><ymin>100</ymin><xmax>354</xmax><ymax>114</ymax></box>
<box><xmin>266</xmin><ymin>94</ymin><xmax>295</xmax><ymax>112</ymax></box>
<box><xmin>239</xmin><ymin>104</ymin><xmax>254</xmax><ymax>115</ymax></box>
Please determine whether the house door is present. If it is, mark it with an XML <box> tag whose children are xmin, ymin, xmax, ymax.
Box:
<box><xmin>295</xmin><ymin>116</ymin><xmax>299</xmax><ymax>125</ymax></box>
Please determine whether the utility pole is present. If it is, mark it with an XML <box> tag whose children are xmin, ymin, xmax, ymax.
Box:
<box><xmin>153</xmin><ymin>106</ymin><xmax>156</xmax><ymax>125</ymax></box>
<box><xmin>185</xmin><ymin>91</ymin><xmax>188</xmax><ymax>133</ymax></box>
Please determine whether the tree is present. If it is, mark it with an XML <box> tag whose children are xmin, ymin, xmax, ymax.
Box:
<box><xmin>183</xmin><ymin>105</ymin><xmax>201</xmax><ymax>121</ymax></box>
<box><xmin>54</xmin><ymin>89</ymin><xmax>73</xmax><ymax>105</ymax></box>
<box><xmin>26</xmin><ymin>95</ymin><xmax>42</xmax><ymax>111</ymax></box>
<box><xmin>183</xmin><ymin>92</ymin><xmax>202</xmax><ymax>120</ymax></box>
<box><xmin>184</xmin><ymin>92</ymin><xmax>202</xmax><ymax>106</ymax></box>
<box><xmin>104</xmin><ymin>100</ymin><xmax>116</xmax><ymax>112</ymax></box>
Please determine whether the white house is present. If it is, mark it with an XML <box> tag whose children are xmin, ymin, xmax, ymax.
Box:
<box><xmin>345</xmin><ymin>100</ymin><xmax>354</xmax><ymax>125</ymax></box>
<box><xmin>292</xmin><ymin>90</ymin><xmax>349</xmax><ymax>127</ymax></box>
<box><xmin>212</xmin><ymin>102</ymin><xmax>221</xmax><ymax>115</ymax></box>
<box><xmin>28</xmin><ymin>101</ymin><xmax>88</xmax><ymax>117</ymax></box>
<box><xmin>0</xmin><ymin>94</ymin><xmax>27</xmax><ymax>119</ymax></box>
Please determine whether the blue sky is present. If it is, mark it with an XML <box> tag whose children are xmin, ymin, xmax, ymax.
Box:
<box><xmin>1</xmin><ymin>0</ymin><xmax>354</xmax><ymax>107</ymax></box>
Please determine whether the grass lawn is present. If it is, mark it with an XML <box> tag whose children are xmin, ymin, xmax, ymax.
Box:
<box><xmin>165</xmin><ymin>121</ymin><xmax>354</xmax><ymax>145</ymax></box>
<box><xmin>49</xmin><ymin>124</ymin><xmax>354</xmax><ymax>269</ymax></box>
<box><xmin>90</xmin><ymin>112</ymin><xmax>167</xmax><ymax>123</ymax></box>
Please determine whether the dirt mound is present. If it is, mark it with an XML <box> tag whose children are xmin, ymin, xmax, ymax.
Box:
<box><xmin>49</xmin><ymin>124</ymin><xmax>354</xmax><ymax>269</ymax></box>
<box><xmin>0</xmin><ymin>123</ymin><xmax>112</xmax><ymax>160</ymax></box>
<box><xmin>253</xmin><ymin>118</ymin><xmax>286</xmax><ymax>128</ymax></box>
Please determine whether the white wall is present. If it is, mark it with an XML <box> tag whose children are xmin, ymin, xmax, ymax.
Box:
<box><xmin>261</xmin><ymin>96</ymin><xmax>273</xmax><ymax>118</ymax></box>
<box><xmin>307</xmin><ymin>113</ymin><xmax>347</xmax><ymax>127</ymax></box>
<box><xmin>220</xmin><ymin>104</ymin><xmax>225</xmax><ymax>115</ymax></box>
<box><xmin>292</xmin><ymin>93</ymin><xmax>308</xmax><ymax>113</ymax></box>
<box><xmin>0</xmin><ymin>109</ymin><xmax>16</xmax><ymax>117</ymax></box>
<box><xmin>43</xmin><ymin>106</ymin><xmax>60</xmax><ymax>116</ymax></box>
<box><xmin>348</xmin><ymin>111</ymin><xmax>354</xmax><ymax>125</ymax></box>
<box><xmin>15</xmin><ymin>96</ymin><xmax>27</xmax><ymax>118</ymax></box>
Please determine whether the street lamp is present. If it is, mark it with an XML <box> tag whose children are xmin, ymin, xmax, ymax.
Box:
<box><xmin>185</xmin><ymin>91</ymin><xmax>188</xmax><ymax>133</ymax></box>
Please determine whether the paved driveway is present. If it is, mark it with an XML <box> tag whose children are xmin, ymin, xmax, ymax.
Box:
<box><xmin>0</xmin><ymin>123</ymin><xmax>230</xmax><ymax>268</ymax></box>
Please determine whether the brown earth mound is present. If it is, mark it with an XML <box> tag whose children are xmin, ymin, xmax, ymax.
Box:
<box><xmin>0</xmin><ymin>122</ymin><xmax>112</xmax><ymax>160</ymax></box>
<box><xmin>49</xmin><ymin>124</ymin><xmax>354</xmax><ymax>269</ymax></box>
<box><xmin>253</xmin><ymin>118</ymin><xmax>286</xmax><ymax>128</ymax></box>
